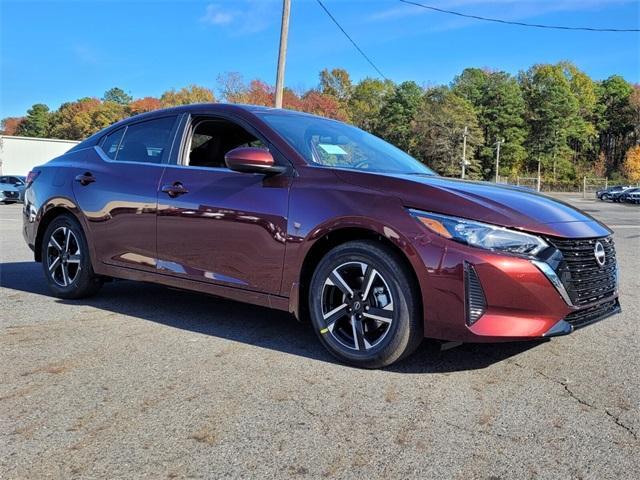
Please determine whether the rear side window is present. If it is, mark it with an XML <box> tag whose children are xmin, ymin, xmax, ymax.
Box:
<box><xmin>99</xmin><ymin>116</ymin><xmax>177</xmax><ymax>164</ymax></box>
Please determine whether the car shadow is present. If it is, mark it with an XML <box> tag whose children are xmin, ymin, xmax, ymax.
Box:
<box><xmin>1</xmin><ymin>261</ymin><xmax>544</xmax><ymax>373</ymax></box>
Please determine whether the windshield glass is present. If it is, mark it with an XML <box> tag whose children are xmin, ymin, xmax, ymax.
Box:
<box><xmin>256</xmin><ymin>112</ymin><xmax>436</xmax><ymax>175</ymax></box>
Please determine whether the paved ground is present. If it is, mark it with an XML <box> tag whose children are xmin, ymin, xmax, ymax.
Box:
<box><xmin>1</xmin><ymin>195</ymin><xmax>638</xmax><ymax>479</ymax></box>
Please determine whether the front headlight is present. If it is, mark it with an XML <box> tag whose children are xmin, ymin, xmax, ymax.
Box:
<box><xmin>409</xmin><ymin>209</ymin><xmax>548</xmax><ymax>257</ymax></box>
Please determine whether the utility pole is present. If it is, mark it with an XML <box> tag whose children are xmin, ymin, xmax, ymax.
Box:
<box><xmin>537</xmin><ymin>158</ymin><xmax>542</xmax><ymax>192</ymax></box>
<box><xmin>461</xmin><ymin>126</ymin><xmax>468</xmax><ymax>179</ymax></box>
<box><xmin>494</xmin><ymin>138</ymin><xmax>504</xmax><ymax>183</ymax></box>
<box><xmin>274</xmin><ymin>0</ymin><xmax>291</xmax><ymax>108</ymax></box>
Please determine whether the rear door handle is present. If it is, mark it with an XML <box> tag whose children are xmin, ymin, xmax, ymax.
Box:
<box><xmin>74</xmin><ymin>172</ymin><xmax>95</xmax><ymax>186</ymax></box>
<box><xmin>161</xmin><ymin>182</ymin><xmax>188</xmax><ymax>198</ymax></box>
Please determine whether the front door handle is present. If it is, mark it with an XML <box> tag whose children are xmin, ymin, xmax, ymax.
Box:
<box><xmin>74</xmin><ymin>172</ymin><xmax>95</xmax><ymax>186</ymax></box>
<box><xmin>161</xmin><ymin>182</ymin><xmax>188</xmax><ymax>198</ymax></box>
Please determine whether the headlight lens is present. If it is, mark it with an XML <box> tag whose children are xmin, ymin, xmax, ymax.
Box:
<box><xmin>409</xmin><ymin>209</ymin><xmax>548</xmax><ymax>257</ymax></box>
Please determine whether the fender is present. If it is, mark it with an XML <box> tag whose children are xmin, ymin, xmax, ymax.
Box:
<box><xmin>31</xmin><ymin>196</ymin><xmax>98</xmax><ymax>266</ymax></box>
<box><xmin>285</xmin><ymin>214</ymin><xmax>431</xmax><ymax>320</ymax></box>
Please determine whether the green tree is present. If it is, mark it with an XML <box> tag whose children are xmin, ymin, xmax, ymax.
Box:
<box><xmin>319</xmin><ymin>68</ymin><xmax>352</xmax><ymax>102</ymax></box>
<box><xmin>596</xmin><ymin>75</ymin><xmax>635</xmax><ymax>175</ymax></box>
<box><xmin>348</xmin><ymin>78</ymin><xmax>395</xmax><ymax>133</ymax></box>
<box><xmin>377</xmin><ymin>81</ymin><xmax>423</xmax><ymax>153</ymax></box>
<box><xmin>412</xmin><ymin>87</ymin><xmax>483</xmax><ymax>178</ymax></box>
<box><xmin>160</xmin><ymin>85</ymin><xmax>215</xmax><ymax>107</ymax></box>
<box><xmin>559</xmin><ymin>63</ymin><xmax>598</xmax><ymax>169</ymax></box>
<box><xmin>453</xmin><ymin>69</ymin><xmax>527</xmax><ymax>178</ymax></box>
<box><xmin>519</xmin><ymin>64</ymin><xmax>580</xmax><ymax>180</ymax></box>
<box><xmin>103</xmin><ymin>87</ymin><xmax>133</xmax><ymax>105</ymax></box>
<box><xmin>17</xmin><ymin>104</ymin><xmax>51</xmax><ymax>138</ymax></box>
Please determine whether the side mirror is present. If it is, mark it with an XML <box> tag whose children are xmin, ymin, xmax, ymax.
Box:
<box><xmin>225</xmin><ymin>147</ymin><xmax>286</xmax><ymax>175</ymax></box>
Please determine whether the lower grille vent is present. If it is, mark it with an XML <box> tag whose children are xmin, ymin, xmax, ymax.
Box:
<box><xmin>465</xmin><ymin>263</ymin><xmax>486</xmax><ymax>326</ymax></box>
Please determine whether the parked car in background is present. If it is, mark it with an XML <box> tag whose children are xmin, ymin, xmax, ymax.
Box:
<box><xmin>21</xmin><ymin>104</ymin><xmax>621</xmax><ymax>368</ymax></box>
<box><xmin>596</xmin><ymin>185</ymin><xmax>630</xmax><ymax>201</ymax></box>
<box><xmin>0</xmin><ymin>175</ymin><xmax>26</xmax><ymax>203</ymax></box>
<box><xmin>619</xmin><ymin>187</ymin><xmax>640</xmax><ymax>204</ymax></box>
<box><xmin>609</xmin><ymin>187</ymin><xmax>637</xmax><ymax>203</ymax></box>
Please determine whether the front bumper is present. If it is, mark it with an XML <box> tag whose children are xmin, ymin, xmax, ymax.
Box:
<box><xmin>543</xmin><ymin>298</ymin><xmax>621</xmax><ymax>337</ymax></box>
<box><xmin>1</xmin><ymin>190</ymin><xmax>21</xmax><ymax>202</ymax></box>
<box><xmin>413</xmin><ymin>235</ymin><xmax>620</xmax><ymax>343</ymax></box>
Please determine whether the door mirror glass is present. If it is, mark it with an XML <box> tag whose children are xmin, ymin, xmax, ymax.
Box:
<box><xmin>225</xmin><ymin>147</ymin><xmax>284</xmax><ymax>174</ymax></box>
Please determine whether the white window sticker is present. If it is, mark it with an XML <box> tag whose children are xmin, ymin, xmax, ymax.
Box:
<box><xmin>318</xmin><ymin>143</ymin><xmax>348</xmax><ymax>155</ymax></box>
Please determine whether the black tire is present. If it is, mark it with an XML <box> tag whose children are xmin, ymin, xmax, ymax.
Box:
<box><xmin>41</xmin><ymin>213</ymin><xmax>103</xmax><ymax>299</ymax></box>
<box><xmin>309</xmin><ymin>240</ymin><xmax>423</xmax><ymax>368</ymax></box>
<box><xmin>601</xmin><ymin>194</ymin><xmax>609</xmax><ymax>201</ymax></box>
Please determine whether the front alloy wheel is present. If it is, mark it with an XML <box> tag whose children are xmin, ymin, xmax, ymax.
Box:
<box><xmin>309</xmin><ymin>240</ymin><xmax>423</xmax><ymax>368</ymax></box>
<box><xmin>321</xmin><ymin>261</ymin><xmax>395</xmax><ymax>351</ymax></box>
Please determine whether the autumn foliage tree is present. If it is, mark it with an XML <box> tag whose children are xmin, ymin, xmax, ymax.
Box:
<box><xmin>1</xmin><ymin>117</ymin><xmax>26</xmax><ymax>136</ymax></box>
<box><xmin>622</xmin><ymin>145</ymin><xmax>640</xmax><ymax>183</ymax></box>
<box><xmin>2</xmin><ymin>64</ymin><xmax>638</xmax><ymax>183</ymax></box>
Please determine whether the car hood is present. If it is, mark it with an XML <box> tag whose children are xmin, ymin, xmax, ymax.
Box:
<box><xmin>335</xmin><ymin>171</ymin><xmax>611</xmax><ymax>238</ymax></box>
<box><xmin>0</xmin><ymin>183</ymin><xmax>20</xmax><ymax>192</ymax></box>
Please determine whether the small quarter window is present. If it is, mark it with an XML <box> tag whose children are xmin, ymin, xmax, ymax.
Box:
<box><xmin>100</xmin><ymin>128</ymin><xmax>125</xmax><ymax>160</ymax></box>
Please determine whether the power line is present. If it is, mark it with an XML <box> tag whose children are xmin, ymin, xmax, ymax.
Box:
<box><xmin>315</xmin><ymin>0</ymin><xmax>388</xmax><ymax>79</ymax></box>
<box><xmin>399</xmin><ymin>0</ymin><xmax>640</xmax><ymax>33</ymax></box>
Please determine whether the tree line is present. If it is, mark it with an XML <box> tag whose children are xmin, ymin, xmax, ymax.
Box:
<box><xmin>2</xmin><ymin>62</ymin><xmax>639</xmax><ymax>183</ymax></box>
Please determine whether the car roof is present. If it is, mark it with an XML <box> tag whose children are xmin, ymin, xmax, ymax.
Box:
<box><xmin>71</xmin><ymin>103</ymin><xmax>331</xmax><ymax>152</ymax></box>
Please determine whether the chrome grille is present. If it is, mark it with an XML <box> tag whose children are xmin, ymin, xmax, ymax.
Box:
<box><xmin>548</xmin><ymin>236</ymin><xmax>617</xmax><ymax>307</ymax></box>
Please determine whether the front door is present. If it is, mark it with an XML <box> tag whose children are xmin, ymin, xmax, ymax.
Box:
<box><xmin>156</xmin><ymin>116</ymin><xmax>290</xmax><ymax>294</ymax></box>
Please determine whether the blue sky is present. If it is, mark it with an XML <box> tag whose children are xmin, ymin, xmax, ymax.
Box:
<box><xmin>1</xmin><ymin>0</ymin><xmax>639</xmax><ymax>118</ymax></box>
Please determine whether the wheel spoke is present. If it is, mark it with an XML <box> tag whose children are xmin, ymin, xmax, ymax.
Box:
<box><xmin>361</xmin><ymin>266</ymin><xmax>378</xmax><ymax>300</ymax></box>
<box><xmin>48</xmin><ymin>256</ymin><xmax>61</xmax><ymax>272</ymax></box>
<box><xmin>323</xmin><ymin>303</ymin><xmax>348</xmax><ymax>331</ymax></box>
<box><xmin>61</xmin><ymin>263</ymin><xmax>70</xmax><ymax>286</ymax></box>
<box><xmin>64</xmin><ymin>228</ymin><xmax>72</xmax><ymax>253</ymax></box>
<box><xmin>351</xmin><ymin>317</ymin><xmax>370</xmax><ymax>350</ymax></box>
<box><xmin>363</xmin><ymin>306</ymin><xmax>393</xmax><ymax>323</ymax></box>
<box><xmin>327</xmin><ymin>270</ymin><xmax>354</xmax><ymax>297</ymax></box>
<box><xmin>49</xmin><ymin>237</ymin><xmax>63</xmax><ymax>252</ymax></box>
<box><xmin>67</xmin><ymin>254</ymin><xmax>81</xmax><ymax>264</ymax></box>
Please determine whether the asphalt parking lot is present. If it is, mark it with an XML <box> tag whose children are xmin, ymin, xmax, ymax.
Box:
<box><xmin>1</xmin><ymin>195</ymin><xmax>638</xmax><ymax>479</ymax></box>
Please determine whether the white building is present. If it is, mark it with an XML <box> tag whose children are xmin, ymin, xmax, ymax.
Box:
<box><xmin>0</xmin><ymin>135</ymin><xmax>80</xmax><ymax>176</ymax></box>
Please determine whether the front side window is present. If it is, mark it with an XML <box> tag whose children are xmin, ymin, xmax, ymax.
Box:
<box><xmin>185</xmin><ymin>118</ymin><xmax>267</xmax><ymax>169</ymax></box>
<box><xmin>100</xmin><ymin>116</ymin><xmax>176</xmax><ymax>164</ymax></box>
<box><xmin>256</xmin><ymin>112</ymin><xmax>435</xmax><ymax>175</ymax></box>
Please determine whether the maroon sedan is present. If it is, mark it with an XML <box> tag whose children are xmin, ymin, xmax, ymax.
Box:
<box><xmin>22</xmin><ymin>104</ymin><xmax>620</xmax><ymax>368</ymax></box>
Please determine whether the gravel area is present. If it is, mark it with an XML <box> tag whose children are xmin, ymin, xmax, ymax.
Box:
<box><xmin>1</xmin><ymin>195</ymin><xmax>639</xmax><ymax>479</ymax></box>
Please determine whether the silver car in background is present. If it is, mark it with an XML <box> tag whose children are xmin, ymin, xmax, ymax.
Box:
<box><xmin>0</xmin><ymin>175</ymin><xmax>26</xmax><ymax>204</ymax></box>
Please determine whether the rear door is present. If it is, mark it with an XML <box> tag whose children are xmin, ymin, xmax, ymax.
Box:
<box><xmin>155</xmin><ymin>115</ymin><xmax>291</xmax><ymax>294</ymax></box>
<box><xmin>72</xmin><ymin>115</ymin><xmax>180</xmax><ymax>271</ymax></box>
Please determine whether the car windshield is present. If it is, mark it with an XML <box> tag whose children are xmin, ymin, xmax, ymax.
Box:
<box><xmin>256</xmin><ymin>112</ymin><xmax>436</xmax><ymax>175</ymax></box>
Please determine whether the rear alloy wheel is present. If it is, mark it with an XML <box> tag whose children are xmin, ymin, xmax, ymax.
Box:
<box><xmin>309</xmin><ymin>241</ymin><xmax>423</xmax><ymax>368</ymax></box>
<box><xmin>41</xmin><ymin>214</ymin><xmax>102</xmax><ymax>299</ymax></box>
